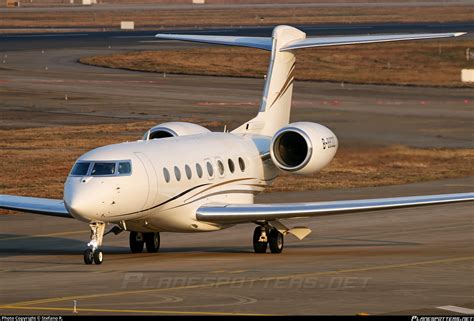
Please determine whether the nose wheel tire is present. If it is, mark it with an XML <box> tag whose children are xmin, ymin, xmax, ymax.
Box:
<box><xmin>83</xmin><ymin>249</ymin><xmax>94</xmax><ymax>264</ymax></box>
<box><xmin>253</xmin><ymin>226</ymin><xmax>268</xmax><ymax>253</ymax></box>
<box><xmin>84</xmin><ymin>248</ymin><xmax>103</xmax><ymax>265</ymax></box>
<box><xmin>93</xmin><ymin>249</ymin><xmax>104</xmax><ymax>264</ymax></box>
<box><xmin>269</xmin><ymin>229</ymin><xmax>284</xmax><ymax>254</ymax></box>
<box><xmin>144</xmin><ymin>232</ymin><xmax>160</xmax><ymax>253</ymax></box>
<box><xmin>129</xmin><ymin>231</ymin><xmax>144</xmax><ymax>253</ymax></box>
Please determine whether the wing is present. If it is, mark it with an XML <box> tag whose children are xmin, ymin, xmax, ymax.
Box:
<box><xmin>0</xmin><ymin>194</ymin><xmax>72</xmax><ymax>218</ymax></box>
<box><xmin>196</xmin><ymin>192</ymin><xmax>474</xmax><ymax>224</ymax></box>
<box><xmin>156</xmin><ymin>32</ymin><xmax>465</xmax><ymax>52</ymax></box>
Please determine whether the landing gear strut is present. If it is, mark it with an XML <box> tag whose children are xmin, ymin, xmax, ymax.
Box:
<box><xmin>253</xmin><ymin>225</ymin><xmax>284</xmax><ymax>254</ymax></box>
<box><xmin>84</xmin><ymin>222</ymin><xmax>105</xmax><ymax>265</ymax></box>
<box><xmin>129</xmin><ymin>232</ymin><xmax>160</xmax><ymax>253</ymax></box>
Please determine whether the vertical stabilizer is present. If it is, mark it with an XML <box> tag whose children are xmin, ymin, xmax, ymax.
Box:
<box><xmin>233</xmin><ymin>25</ymin><xmax>306</xmax><ymax>136</ymax></box>
<box><xmin>156</xmin><ymin>27</ymin><xmax>465</xmax><ymax>137</ymax></box>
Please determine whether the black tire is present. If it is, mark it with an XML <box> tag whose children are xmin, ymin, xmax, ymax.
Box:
<box><xmin>253</xmin><ymin>226</ymin><xmax>267</xmax><ymax>253</ymax></box>
<box><xmin>269</xmin><ymin>229</ymin><xmax>284</xmax><ymax>254</ymax></box>
<box><xmin>129</xmin><ymin>232</ymin><xmax>144</xmax><ymax>253</ymax></box>
<box><xmin>83</xmin><ymin>249</ymin><xmax>93</xmax><ymax>265</ymax></box>
<box><xmin>93</xmin><ymin>249</ymin><xmax>104</xmax><ymax>265</ymax></box>
<box><xmin>144</xmin><ymin>232</ymin><xmax>160</xmax><ymax>253</ymax></box>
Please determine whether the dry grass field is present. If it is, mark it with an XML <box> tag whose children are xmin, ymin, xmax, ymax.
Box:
<box><xmin>1</xmin><ymin>6</ymin><xmax>473</xmax><ymax>29</ymax></box>
<box><xmin>1</xmin><ymin>121</ymin><xmax>472</xmax><ymax>200</ymax></box>
<box><xmin>0</xmin><ymin>0</ymin><xmax>457</xmax><ymax>7</ymax></box>
<box><xmin>80</xmin><ymin>39</ymin><xmax>474</xmax><ymax>87</ymax></box>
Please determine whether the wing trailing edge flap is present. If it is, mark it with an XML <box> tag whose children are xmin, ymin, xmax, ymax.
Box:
<box><xmin>270</xmin><ymin>220</ymin><xmax>312</xmax><ymax>240</ymax></box>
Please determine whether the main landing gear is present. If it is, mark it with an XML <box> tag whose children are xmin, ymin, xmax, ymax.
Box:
<box><xmin>84</xmin><ymin>222</ymin><xmax>106</xmax><ymax>265</ymax></box>
<box><xmin>253</xmin><ymin>225</ymin><xmax>284</xmax><ymax>254</ymax></box>
<box><xmin>129</xmin><ymin>232</ymin><xmax>160</xmax><ymax>253</ymax></box>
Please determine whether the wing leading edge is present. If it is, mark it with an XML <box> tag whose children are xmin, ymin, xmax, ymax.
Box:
<box><xmin>196</xmin><ymin>192</ymin><xmax>474</xmax><ymax>224</ymax></box>
<box><xmin>0</xmin><ymin>195</ymin><xmax>71</xmax><ymax>218</ymax></box>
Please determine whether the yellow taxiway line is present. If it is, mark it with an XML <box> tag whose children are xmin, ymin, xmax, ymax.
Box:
<box><xmin>0</xmin><ymin>230</ymin><xmax>87</xmax><ymax>241</ymax></box>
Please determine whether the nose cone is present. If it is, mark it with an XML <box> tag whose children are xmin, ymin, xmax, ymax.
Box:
<box><xmin>64</xmin><ymin>193</ymin><xmax>90</xmax><ymax>221</ymax></box>
<box><xmin>64</xmin><ymin>177</ymin><xmax>103</xmax><ymax>222</ymax></box>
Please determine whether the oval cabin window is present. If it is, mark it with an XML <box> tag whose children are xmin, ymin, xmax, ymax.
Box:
<box><xmin>206</xmin><ymin>161</ymin><xmax>214</xmax><ymax>177</ymax></box>
<box><xmin>238</xmin><ymin>157</ymin><xmax>246</xmax><ymax>172</ymax></box>
<box><xmin>228</xmin><ymin>159</ymin><xmax>235</xmax><ymax>173</ymax></box>
<box><xmin>217</xmin><ymin>160</ymin><xmax>224</xmax><ymax>176</ymax></box>
<box><xmin>185</xmin><ymin>164</ymin><xmax>192</xmax><ymax>180</ymax></box>
<box><xmin>174</xmin><ymin>166</ymin><xmax>181</xmax><ymax>181</ymax></box>
<box><xmin>163</xmin><ymin>168</ymin><xmax>170</xmax><ymax>183</ymax></box>
<box><xmin>196</xmin><ymin>163</ymin><xmax>203</xmax><ymax>178</ymax></box>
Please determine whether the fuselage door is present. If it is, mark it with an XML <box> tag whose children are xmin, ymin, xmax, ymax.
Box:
<box><xmin>134</xmin><ymin>152</ymin><xmax>158</xmax><ymax>210</ymax></box>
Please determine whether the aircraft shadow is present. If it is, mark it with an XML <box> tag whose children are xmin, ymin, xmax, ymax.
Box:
<box><xmin>0</xmin><ymin>233</ymin><xmax>419</xmax><ymax>259</ymax></box>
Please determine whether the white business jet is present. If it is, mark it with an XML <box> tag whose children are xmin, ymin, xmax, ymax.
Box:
<box><xmin>1</xmin><ymin>25</ymin><xmax>472</xmax><ymax>265</ymax></box>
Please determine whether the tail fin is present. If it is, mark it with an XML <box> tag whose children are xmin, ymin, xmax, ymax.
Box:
<box><xmin>156</xmin><ymin>28</ymin><xmax>465</xmax><ymax>137</ymax></box>
<box><xmin>233</xmin><ymin>25</ymin><xmax>305</xmax><ymax>136</ymax></box>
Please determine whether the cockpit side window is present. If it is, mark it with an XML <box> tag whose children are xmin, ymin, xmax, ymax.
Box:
<box><xmin>71</xmin><ymin>162</ymin><xmax>90</xmax><ymax>176</ymax></box>
<box><xmin>118</xmin><ymin>162</ymin><xmax>131</xmax><ymax>175</ymax></box>
<box><xmin>91</xmin><ymin>162</ymin><xmax>116</xmax><ymax>176</ymax></box>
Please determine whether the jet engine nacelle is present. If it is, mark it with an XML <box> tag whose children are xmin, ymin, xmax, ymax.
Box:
<box><xmin>143</xmin><ymin>122</ymin><xmax>210</xmax><ymax>140</ymax></box>
<box><xmin>270</xmin><ymin>122</ymin><xmax>338</xmax><ymax>175</ymax></box>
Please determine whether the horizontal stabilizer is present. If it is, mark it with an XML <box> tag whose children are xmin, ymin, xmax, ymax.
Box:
<box><xmin>280</xmin><ymin>32</ymin><xmax>466</xmax><ymax>51</ymax></box>
<box><xmin>156</xmin><ymin>34</ymin><xmax>272</xmax><ymax>51</ymax></box>
<box><xmin>156</xmin><ymin>31</ymin><xmax>466</xmax><ymax>52</ymax></box>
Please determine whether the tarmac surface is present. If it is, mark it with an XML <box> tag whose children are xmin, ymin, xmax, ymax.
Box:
<box><xmin>0</xmin><ymin>25</ymin><xmax>473</xmax><ymax>315</ymax></box>
<box><xmin>0</xmin><ymin>178</ymin><xmax>473</xmax><ymax>315</ymax></box>
<box><xmin>1</xmin><ymin>24</ymin><xmax>473</xmax><ymax>148</ymax></box>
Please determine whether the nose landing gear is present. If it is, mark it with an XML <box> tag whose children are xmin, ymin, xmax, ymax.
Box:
<box><xmin>84</xmin><ymin>222</ymin><xmax>105</xmax><ymax>265</ymax></box>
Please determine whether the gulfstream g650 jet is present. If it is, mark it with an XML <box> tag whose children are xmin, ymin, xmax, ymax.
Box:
<box><xmin>1</xmin><ymin>25</ymin><xmax>472</xmax><ymax>265</ymax></box>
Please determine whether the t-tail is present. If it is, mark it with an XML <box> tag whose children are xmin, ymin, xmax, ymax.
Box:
<box><xmin>156</xmin><ymin>26</ymin><xmax>465</xmax><ymax>137</ymax></box>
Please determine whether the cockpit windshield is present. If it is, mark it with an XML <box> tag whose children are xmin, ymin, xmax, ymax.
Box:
<box><xmin>71</xmin><ymin>162</ymin><xmax>90</xmax><ymax>176</ymax></box>
<box><xmin>91</xmin><ymin>162</ymin><xmax>116</xmax><ymax>176</ymax></box>
<box><xmin>69</xmin><ymin>160</ymin><xmax>132</xmax><ymax>177</ymax></box>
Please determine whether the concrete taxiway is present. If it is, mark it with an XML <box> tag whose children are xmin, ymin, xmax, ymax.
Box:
<box><xmin>0</xmin><ymin>25</ymin><xmax>473</xmax><ymax>315</ymax></box>
<box><xmin>1</xmin><ymin>24</ymin><xmax>473</xmax><ymax>148</ymax></box>
<box><xmin>0</xmin><ymin>178</ymin><xmax>473</xmax><ymax>315</ymax></box>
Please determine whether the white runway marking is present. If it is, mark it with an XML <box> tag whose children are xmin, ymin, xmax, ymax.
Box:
<box><xmin>437</xmin><ymin>305</ymin><xmax>474</xmax><ymax>314</ymax></box>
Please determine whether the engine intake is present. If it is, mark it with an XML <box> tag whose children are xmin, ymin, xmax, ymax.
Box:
<box><xmin>272</xmin><ymin>128</ymin><xmax>311</xmax><ymax>170</ymax></box>
<box><xmin>143</xmin><ymin>122</ymin><xmax>210</xmax><ymax>140</ymax></box>
<box><xmin>270</xmin><ymin>122</ymin><xmax>338</xmax><ymax>175</ymax></box>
